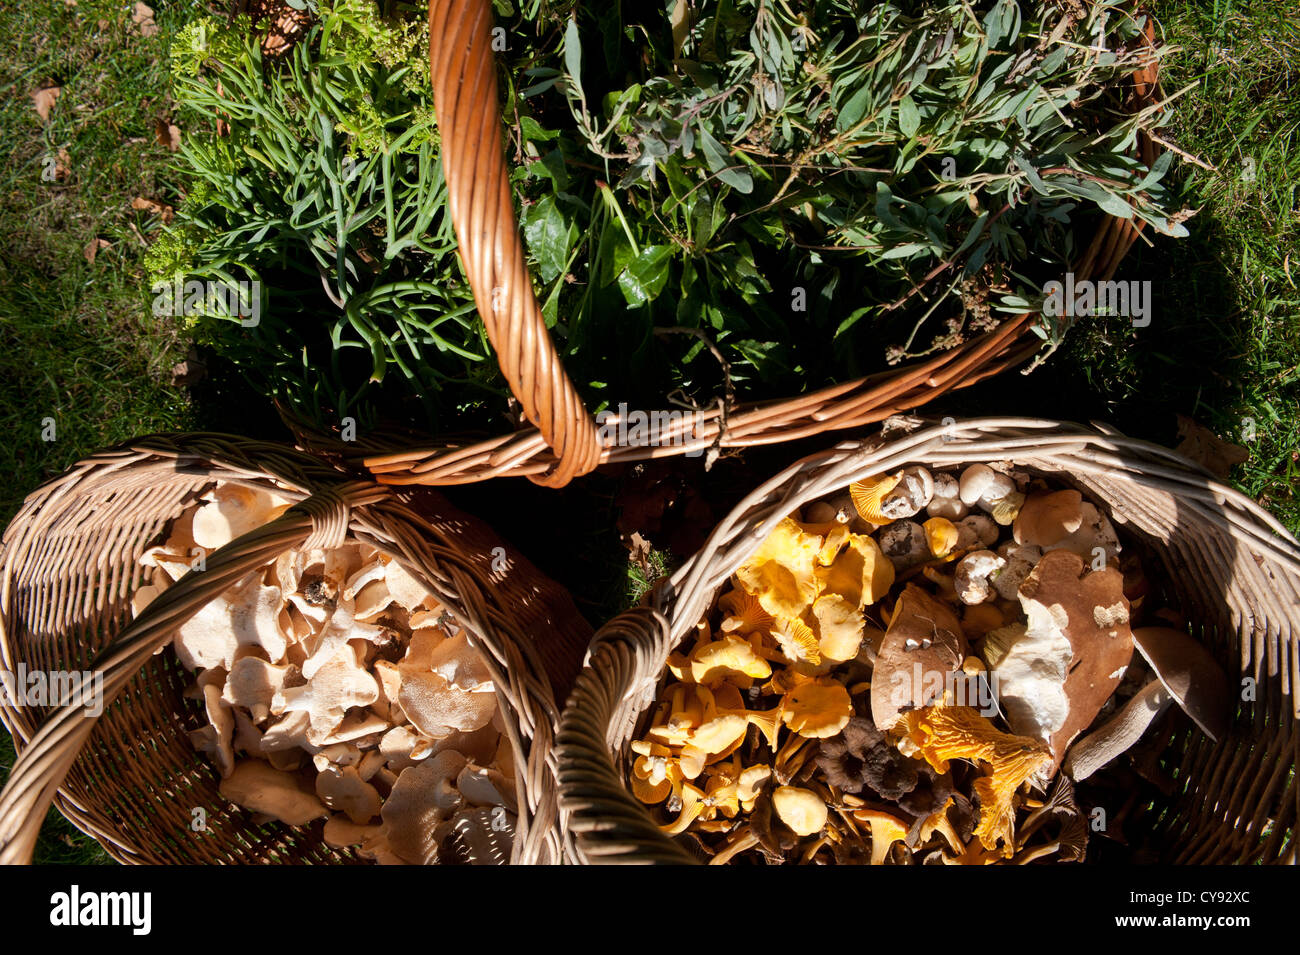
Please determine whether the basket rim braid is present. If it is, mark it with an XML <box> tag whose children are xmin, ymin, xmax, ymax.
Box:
<box><xmin>287</xmin><ymin>2</ymin><xmax>1163</xmax><ymax>486</ymax></box>
<box><xmin>556</xmin><ymin>417</ymin><xmax>1300</xmax><ymax>864</ymax></box>
<box><xmin>0</xmin><ymin>434</ymin><xmax>591</xmax><ymax>864</ymax></box>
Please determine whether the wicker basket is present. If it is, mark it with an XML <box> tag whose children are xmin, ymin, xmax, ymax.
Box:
<box><xmin>291</xmin><ymin>1</ymin><xmax>1165</xmax><ymax>487</ymax></box>
<box><xmin>556</xmin><ymin>417</ymin><xmax>1300</xmax><ymax>864</ymax></box>
<box><xmin>0</xmin><ymin>435</ymin><xmax>591</xmax><ymax>864</ymax></box>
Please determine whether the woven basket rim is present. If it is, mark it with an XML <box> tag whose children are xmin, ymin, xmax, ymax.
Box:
<box><xmin>0</xmin><ymin>434</ymin><xmax>585</xmax><ymax>864</ymax></box>
<box><xmin>557</xmin><ymin>416</ymin><xmax>1300</xmax><ymax>864</ymax></box>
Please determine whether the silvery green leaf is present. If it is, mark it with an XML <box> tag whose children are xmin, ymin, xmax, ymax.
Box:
<box><xmin>898</xmin><ymin>94</ymin><xmax>920</xmax><ymax>138</ymax></box>
<box><xmin>564</xmin><ymin>17</ymin><xmax>585</xmax><ymax>105</ymax></box>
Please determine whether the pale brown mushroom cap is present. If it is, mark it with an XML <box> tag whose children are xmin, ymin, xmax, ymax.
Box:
<box><xmin>1014</xmin><ymin>490</ymin><xmax>1084</xmax><ymax>547</ymax></box>
<box><xmin>870</xmin><ymin>584</ymin><xmax>967</xmax><ymax>731</ymax></box>
<box><xmin>772</xmin><ymin>785</ymin><xmax>827</xmax><ymax>837</ymax></box>
<box><xmin>323</xmin><ymin>814</ymin><xmax>383</xmax><ymax>848</ymax></box>
<box><xmin>273</xmin><ymin>642</ymin><xmax>380</xmax><ymax>745</ymax></box>
<box><xmin>192</xmin><ymin>483</ymin><xmax>293</xmax><ymax>551</ymax></box>
<box><xmin>385</xmin><ymin>559</ymin><xmax>435</xmax><ymax>611</ymax></box>
<box><xmin>219</xmin><ymin>760</ymin><xmax>329</xmax><ymax>826</ymax></box>
<box><xmin>381</xmin><ymin>752</ymin><xmax>468</xmax><ymax>864</ymax></box>
<box><xmin>316</xmin><ymin>765</ymin><xmax>383</xmax><ymax>824</ymax></box>
<box><xmin>223</xmin><ymin>657</ymin><xmax>298</xmax><ymax>723</ymax></box>
<box><xmin>189</xmin><ymin>681</ymin><xmax>236</xmax><ymax>778</ymax></box>
<box><xmin>1132</xmin><ymin>626</ymin><xmax>1231</xmax><ymax>741</ymax></box>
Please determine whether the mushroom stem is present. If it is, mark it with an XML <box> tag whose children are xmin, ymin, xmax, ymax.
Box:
<box><xmin>1012</xmin><ymin>841</ymin><xmax>1061</xmax><ymax>865</ymax></box>
<box><xmin>709</xmin><ymin>827</ymin><xmax>759</xmax><ymax>865</ymax></box>
<box><xmin>1063</xmin><ymin>681</ymin><xmax>1171</xmax><ymax>782</ymax></box>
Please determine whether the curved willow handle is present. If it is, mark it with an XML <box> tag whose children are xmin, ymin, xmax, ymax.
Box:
<box><xmin>0</xmin><ymin>484</ymin><xmax>385</xmax><ymax>865</ymax></box>
<box><xmin>556</xmin><ymin>608</ymin><xmax>699</xmax><ymax>864</ymax></box>
<box><xmin>428</xmin><ymin>0</ymin><xmax>601</xmax><ymax>488</ymax></box>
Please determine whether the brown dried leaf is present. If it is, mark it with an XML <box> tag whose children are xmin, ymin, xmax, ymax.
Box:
<box><xmin>155</xmin><ymin>117</ymin><xmax>181</xmax><ymax>152</ymax></box>
<box><xmin>132</xmin><ymin>195</ymin><xmax>174</xmax><ymax>224</ymax></box>
<box><xmin>1174</xmin><ymin>414</ymin><xmax>1248</xmax><ymax>480</ymax></box>
<box><xmin>30</xmin><ymin>86</ymin><xmax>61</xmax><ymax>124</ymax></box>
<box><xmin>132</xmin><ymin>2</ymin><xmax>158</xmax><ymax>37</ymax></box>
<box><xmin>83</xmin><ymin>238</ymin><xmax>111</xmax><ymax>264</ymax></box>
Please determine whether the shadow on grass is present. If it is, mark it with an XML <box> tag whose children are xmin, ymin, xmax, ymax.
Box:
<box><xmin>934</xmin><ymin>204</ymin><xmax>1255</xmax><ymax>455</ymax></box>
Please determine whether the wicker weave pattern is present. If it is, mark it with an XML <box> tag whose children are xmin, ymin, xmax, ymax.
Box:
<box><xmin>427</xmin><ymin>0</ymin><xmax>600</xmax><ymax>487</ymax></box>
<box><xmin>0</xmin><ymin>436</ymin><xmax>590</xmax><ymax>864</ymax></box>
<box><xmin>557</xmin><ymin>418</ymin><xmax>1300</xmax><ymax>864</ymax></box>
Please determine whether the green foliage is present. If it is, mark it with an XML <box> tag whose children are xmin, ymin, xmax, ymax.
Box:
<box><xmin>517</xmin><ymin>0</ymin><xmax>1189</xmax><ymax>408</ymax></box>
<box><xmin>152</xmin><ymin>1</ymin><xmax>492</xmax><ymax>431</ymax></box>
<box><xmin>159</xmin><ymin>0</ymin><xmax>1192</xmax><ymax>433</ymax></box>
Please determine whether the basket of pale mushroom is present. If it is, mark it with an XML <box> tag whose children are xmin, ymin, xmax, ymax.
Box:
<box><xmin>161</xmin><ymin>493</ymin><xmax>520</xmax><ymax>865</ymax></box>
<box><xmin>0</xmin><ymin>436</ymin><xmax>590</xmax><ymax>864</ymax></box>
<box><xmin>557</xmin><ymin>419</ymin><xmax>1300</xmax><ymax>865</ymax></box>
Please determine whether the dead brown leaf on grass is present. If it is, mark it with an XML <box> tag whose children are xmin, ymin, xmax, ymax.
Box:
<box><xmin>132</xmin><ymin>3</ymin><xmax>159</xmax><ymax>37</ymax></box>
<box><xmin>30</xmin><ymin>86</ymin><xmax>61</xmax><ymax>124</ymax></box>
<box><xmin>132</xmin><ymin>196</ymin><xmax>174</xmax><ymax>224</ymax></box>
<box><xmin>83</xmin><ymin>238</ymin><xmax>112</xmax><ymax>264</ymax></box>
<box><xmin>50</xmin><ymin>148</ymin><xmax>72</xmax><ymax>181</ymax></box>
<box><xmin>1174</xmin><ymin>414</ymin><xmax>1250</xmax><ymax>480</ymax></box>
<box><xmin>155</xmin><ymin>118</ymin><xmax>181</xmax><ymax>152</ymax></box>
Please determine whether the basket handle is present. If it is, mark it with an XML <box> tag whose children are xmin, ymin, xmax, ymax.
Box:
<box><xmin>556</xmin><ymin>608</ymin><xmax>700</xmax><ymax>864</ymax></box>
<box><xmin>0</xmin><ymin>484</ymin><xmax>384</xmax><ymax>865</ymax></box>
<box><xmin>428</xmin><ymin>0</ymin><xmax>601</xmax><ymax>488</ymax></box>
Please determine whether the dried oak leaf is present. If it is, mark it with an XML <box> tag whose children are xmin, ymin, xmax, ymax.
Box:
<box><xmin>132</xmin><ymin>195</ymin><xmax>174</xmax><ymax>224</ymax></box>
<box><xmin>155</xmin><ymin>117</ymin><xmax>181</xmax><ymax>152</ymax></box>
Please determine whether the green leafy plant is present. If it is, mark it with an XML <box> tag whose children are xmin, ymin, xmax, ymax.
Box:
<box><xmin>150</xmin><ymin>0</ymin><xmax>495</xmax><ymax>431</ymax></box>
<box><xmin>156</xmin><ymin>0</ymin><xmax>1191</xmax><ymax>437</ymax></box>
<box><xmin>512</xmin><ymin>0</ymin><xmax>1190</xmax><ymax>408</ymax></box>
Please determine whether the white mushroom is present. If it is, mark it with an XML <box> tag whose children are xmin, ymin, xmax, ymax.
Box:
<box><xmin>316</xmin><ymin>765</ymin><xmax>383</xmax><ymax>824</ymax></box>
<box><xmin>954</xmin><ymin>513</ymin><xmax>999</xmax><ymax>550</ymax></box>
<box><xmin>191</xmin><ymin>483</ymin><xmax>293</xmax><ymax>551</ymax></box>
<box><xmin>189</xmin><ymin>680</ymin><xmax>236</xmax><ymax>778</ymax></box>
<box><xmin>300</xmin><ymin>605</ymin><xmax>389</xmax><ymax>680</ymax></box>
<box><xmin>322</xmin><ymin>710</ymin><xmax>390</xmax><ymax>746</ymax></box>
<box><xmin>174</xmin><ymin>572</ymin><xmax>286</xmax><ymax>670</ymax></box>
<box><xmin>344</xmin><ymin>560</ymin><xmax>388</xmax><ymax>601</ymax></box>
<box><xmin>323</xmin><ymin>814</ymin><xmax>383</xmax><ymax>849</ymax></box>
<box><xmin>954</xmin><ymin>550</ymin><xmax>1006</xmax><ymax>605</ymax></box>
<box><xmin>312</xmin><ymin>743</ymin><xmax>362</xmax><ymax>771</ymax></box>
<box><xmin>428</xmin><ymin>632</ymin><xmax>495</xmax><ymax>692</ymax></box>
<box><xmin>926</xmin><ymin>472</ymin><xmax>968</xmax><ymax>520</ymax></box>
<box><xmin>992</xmin><ymin>542</ymin><xmax>1042</xmax><ymax>601</ymax></box>
<box><xmin>259</xmin><ymin>711</ymin><xmax>320</xmax><ymax>755</ymax></box>
<box><xmin>223</xmin><ymin>657</ymin><xmax>298</xmax><ymax>723</ymax></box>
<box><xmin>456</xmin><ymin>763</ymin><xmax>515</xmax><ymax>810</ymax></box>
<box><xmin>876</xmin><ymin>520</ymin><xmax>929</xmax><ymax>570</ymax></box>
<box><xmin>385</xmin><ymin>559</ymin><xmax>434</xmax><ymax>612</ymax></box>
<box><xmin>878</xmin><ymin>466</ymin><xmax>934</xmax><ymax>519</ymax></box>
<box><xmin>957</xmin><ymin>464</ymin><xmax>1016</xmax><ymax>514</ymax></box>
<box><xmin>272</xmin><ymin>643</ymin><xmax>379</xmax><ymax>745</ymax></box>
<box><xmin>380</xmin><ymin>752</ymin><xmax>468</xmax><ymax>864</ymax></box>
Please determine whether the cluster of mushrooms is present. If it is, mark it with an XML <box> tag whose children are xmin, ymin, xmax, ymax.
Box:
<box><xmin>133</xmin><ymin>482</ymin><xmax>517</xmax><ymax>864</ymax></box>
<box><xmin>629</xmin><ymin>464</ymin><xmax>1230</xmax><ymax>864</ymax></box>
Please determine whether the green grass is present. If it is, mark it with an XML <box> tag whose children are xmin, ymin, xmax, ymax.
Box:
<box><xmin>1141</xmin><ymin>0</ymin><xmax>1300</xmax><ymax>529</ymax></box>
<box><xmin>955</xmin><ymin>0</ymin><xmax>1300</xmax><ymax>532</ymax></box>
<box><xmin>0</xmin><ymin>0</ymin><xmax>1296</xmax><ymax>864</ymax></box>
<box><xmin>0</xmin><ymin>0</ymin><xmax>205</xmax><ymax>864</ymax></box>
<box><xmin>0</xmin><ymin>0</ymin><xmax>194</xmax><ymax>528</ymax></box>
